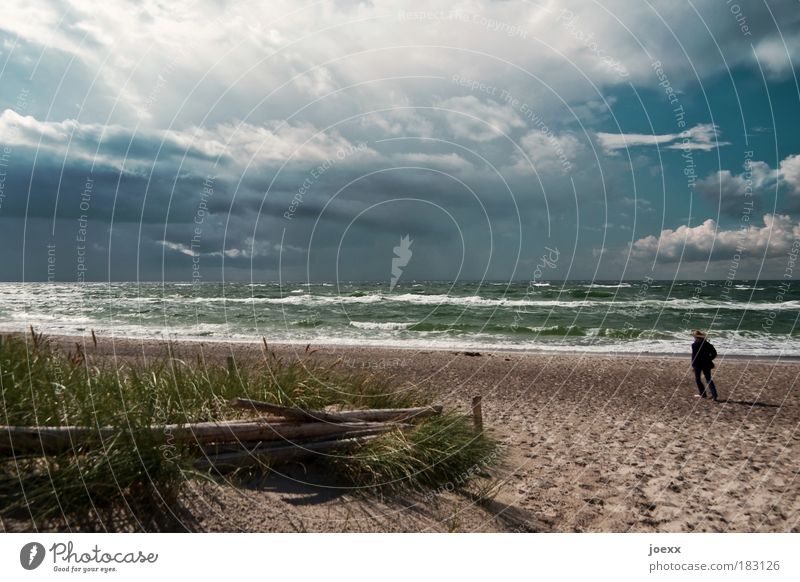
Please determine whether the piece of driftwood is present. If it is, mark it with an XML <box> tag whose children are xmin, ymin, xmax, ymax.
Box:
<box><xmin>326</xmin><ymin>406</ymin><xmax>443</xmax><ymax>423</ymax></box>
<box><xmin>0</xmin><ymin>425</ymin><xmax>117</xmax><ymax>455</ymax></box>
<box><xmin>229</xmin><ymin>398</ymin><xmax>442</xmax><ymax>423</ymax></box>
<box><xmin>228</xmin><ymin>399</ymin><xmax>363</xmax><ymax>423</ymax></box>
<box><xmin>0</xmin><ymin>419</ymin><xmax>394</xmax><ymax>456</ymax></box>
<box><xmin>200</xmin><ymin>425</ymin><xmax>395</xmax><ymax>456</ymax></box>
<box><xmin>194</xmin><ymin>434</ymin><xmax>379</xmax><ymax>471</ymax></box>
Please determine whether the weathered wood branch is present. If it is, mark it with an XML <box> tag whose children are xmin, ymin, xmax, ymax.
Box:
<box><xmin>229</xmin><ymin>398</ymin><xmax>442</xmax><ymax>423</ymax></box>
<box><xmin>0</xmin><ymin>419</ymin><xmax>395</xmax><ymax>456</ymax></box>
<box><xmin>0</xmin><ymin>400</ymin><xmax>438</xmax><ymax>457</ymax></box>
<box><xmin>329</xmin><ymin>405</ymin><xmax>443</xmax><ymax>422</ymax></box>
<box><xmin>228</xmin><ymin>399</ymin><xmax>359</xmax><ymax>423</ymax></box>
<box><xmin>0</xmin><ymin>425</ymin><xmax>116</xmax><ymax>455</ymax></box>
<box><xmin>195</xmin><ymin>434</ymin><xmax>379</xmax><ymax>471</ymax></box>
<box><xmin>201</xmin><ymin>425</ymin><xmax>398</xmax><ymax>456</ymax></box>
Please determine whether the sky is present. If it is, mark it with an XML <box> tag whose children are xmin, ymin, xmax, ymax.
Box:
<box><xmin>0</xmin><ymin>0</ymin><xmax>799</xmax><ymax>283</ymax></box>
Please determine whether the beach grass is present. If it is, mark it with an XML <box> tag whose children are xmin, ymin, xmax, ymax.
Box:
<box><xmin>332</xmin><ymin>412</ymin><xmax>499</xmax><ymax>494</ymax></box>
<box><xmin>0</xmin><ymin>333</ymin><xmax>499</xmax><ymax>530</ymax></box>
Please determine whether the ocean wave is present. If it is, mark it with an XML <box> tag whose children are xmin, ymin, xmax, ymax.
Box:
<box><xmin>4</xmin><ymin>289</ymin><xmax>799</xmax><ymax>312</ymax></box>
<box><xmin>292</xmin><ymin>318</ymin><xmax>323</xmax><ymax>327</ymax></box>
<box><xmin>570</xmin><ymin>289</ymin><xmax>615</xmax><ymax>298</ymax></box>
<box><xmin>350</xmin><ymin>321</ymin><xmax>415</xmax><ymax>330</ymax></box>
<box><xmin>593</xmin><ymin>328</ymin><xmax>677</xmax><ymax>340</ymax></box>
<box><xmin>405</xmin><ymin>322</ymin><xmax>526</xmax><ymax>334</ymax></box>
<box><xmin>352</xmin><ymin>321</ymin><xmax>590</xmax><ymax>337</ymax></box>
<box><xmin>349</xmin><ymin>322</ymin><xmax>684</xmax><ymax>339</ymax></box>
<box><xmin>2</xmin><ymin>321</ymin><xmax>796</xmax><ymax>358</ymax></box>
<box><xmin>528</xmin><ymin>324</ymin><xmax>587</xmax><ymax>336</ymax></box>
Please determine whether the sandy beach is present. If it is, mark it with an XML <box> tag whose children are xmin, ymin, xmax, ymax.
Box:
<box><xmin>35</xmin><ymin>335</ymin><xmax>798</xmax><ymax>533</ymax></box>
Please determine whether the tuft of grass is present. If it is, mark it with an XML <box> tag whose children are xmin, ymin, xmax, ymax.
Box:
<box><xmin>1</xmin><ymin>432</ymin><xmax>185</xmax><ymax>531</ymax></box>
<box><xmin>329</xmin><ymin>413</ymin><xmax>499</xmax><ymax>494</ymax></box>
<box><xmin>0</xmin><ymin>333</ymin><xmax>500</xmax><ymax>530</ymax></box>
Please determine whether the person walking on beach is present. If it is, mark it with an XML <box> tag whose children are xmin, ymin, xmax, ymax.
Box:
<box><xmin>691</xmin><ymin>330</ymin><xmax>718</xmax><ymax>401</ymax></box>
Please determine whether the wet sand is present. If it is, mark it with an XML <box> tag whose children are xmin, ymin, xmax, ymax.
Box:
<box><xmin>35</xmin><ymin>336</ymin><xmax>800</xmax><ymax>532</ymax></box>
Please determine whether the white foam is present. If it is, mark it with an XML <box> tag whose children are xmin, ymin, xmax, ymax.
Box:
<box><xmin>2</xmin><ymin>319</ymin><xmax>796</xmax><ymax>357</ymax></box>
<box><xmin>349</xmin><ymin>321</ymin><xmax>415</xmax><ymax>330</ymax></box>
<box><xmin>2</xmin><ymin>285</ymin><xmax>799</xmax><ymax>312</ymax></box>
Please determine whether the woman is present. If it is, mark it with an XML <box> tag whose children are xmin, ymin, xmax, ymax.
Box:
<box><xmin>691</xmin><ymin>330</ymin><xmax>719</xmax><ymax>401</ymax></box>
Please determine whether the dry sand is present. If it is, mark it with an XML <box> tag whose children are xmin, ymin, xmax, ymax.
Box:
<box><xmin>31</xmin><ymin>336</ymin><xmax>800</xmax><ymax>532</ymax></box>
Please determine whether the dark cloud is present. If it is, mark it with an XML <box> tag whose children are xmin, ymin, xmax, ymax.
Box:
<box><xmin>0</xmin><ymin>147</ymin><xmax>217</xmax><ymax>224</ymax></box>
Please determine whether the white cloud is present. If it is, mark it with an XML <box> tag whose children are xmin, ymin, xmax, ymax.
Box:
<box><xmin>159</xmin><ymin>237</ymin><xmax>303</xmax><ymax>259</ymax></box>
<box><xmin>0</xmin><ymin>109</ymin><xmax>373</xmax><ymax>168</ymax></box>
<box><xmin>567</xmin><ymin>96</ymin><xmax>618</xmax><ymax>125</ymax></box>
<box><xmin>596</xmin><ymin>131</ymin><xmax>676</xmax><ymax>150</ymax></box>
<box><xmin>698</xmin><ymin>153</ymin><xmax>800</xmax><ymax>215</ymax></box>
<box><xmin>391</xmin><ymin>152</ymin><xmax>474</xmax><ymax>171</ymax></box>
<box><xmin>754</xmin><ymin>34</ymin><xmax>800</xmax><ymax>78</ymax></box>
<box><xmin>359</xmin><ymin>109</ymin><xmax>435</xmax><ymax>138</ymax></box>
<box><xmin>779</xmin><ymin>154</ymin><xmax>800</xmax><ymax>195</ymax></box>
<box><xmin>158</xmin><ymin>240</ymin><xmax>194</xmax><ymax>256</ymax></box>
<box><xmin>597</xmin><ymin>123</ymin><xmax>730</xmax><ymax>154</ymax></box>
<box><xmin>517</xmin><ymin>130</ymin><xmax>581</xmax><ymax>173</ymax></box>
<box><xmin>0</xmin><ymin>109</ymin><xmax>221</xmax><ymax>172</ymax></box>
<box><xmin>629</xmin><ymin>214</ymin><xmax>800</xmax><ymax>262</ymax></box>
<box><xmin>289</xmin><ymin>62</ymin><xmax>338</xmax><ymax>98</ymax></box>
<box><xmin>438</xmin><ymin>96</ymin><xmax>526</xmax><ymax>142</ymax></box>
<box><xmin>1</xmin><ymin>0</ymin><xmax>795</xmax><ymax>134</ymax></box>
<box><xmin>198</xmin><ymin>121</ymin><xmax>369</xmax><ymax>164</ymax></box>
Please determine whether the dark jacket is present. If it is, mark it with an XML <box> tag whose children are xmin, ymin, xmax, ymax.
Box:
<box><xmin>691</xmin><ymin>339</ymin><xmax>717</xmax><ymax>369</ymax></box>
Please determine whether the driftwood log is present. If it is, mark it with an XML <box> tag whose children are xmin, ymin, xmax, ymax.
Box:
<box><xmin>229</xmin><ymin>398</ymin><xmax>442</xmax><ymax>423</ymax></box>
<box><xmin>1</xmin><ymin>401</ymin><xmax>445</xmax><ymax>470</ymax></box>
<box><xmin>195</xmin><ymin>435</ymin><xmax>380</xmax><ymax>471</ymax></box>
<box><xmin>0</xmin><ymin>419</ymin><xmax>399</xmax><ymax>456</ymax></box>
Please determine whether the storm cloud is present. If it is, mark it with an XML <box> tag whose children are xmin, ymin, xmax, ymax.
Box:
<box><xmin>1</xmin><ymin>0</ymin><xmax>799</xmax><ymax>281</ymax></box>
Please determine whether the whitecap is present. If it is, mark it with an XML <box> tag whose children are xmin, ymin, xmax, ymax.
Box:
<box><xmin>349</xmin><ymin>321</ymin><xmax>415</xmax><ymax>330</ymax></box>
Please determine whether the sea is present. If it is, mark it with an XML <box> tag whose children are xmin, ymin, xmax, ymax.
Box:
<box><xmin>0</xmin><ymin>280</ymin><xmax>797</xmax><ymax>356</ymax></box>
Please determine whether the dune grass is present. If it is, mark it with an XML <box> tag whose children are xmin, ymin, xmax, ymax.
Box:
<box><xmin>332</xmin><ymin>413</ymin><xmax>499</xmax><ymax>494</ymax></box>
<box><xmin>0</xmin><ymin>332</ymin><xmax>499</xmax><ymax>530</ymax></box>
<box><xmin>0</xmin><ymin>334</ymin><xmax>497</xmax><ymax>531</ymax></box>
